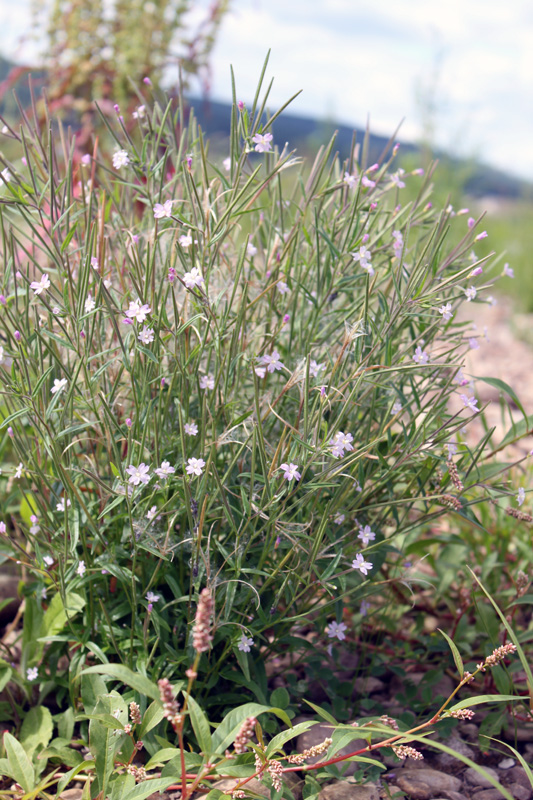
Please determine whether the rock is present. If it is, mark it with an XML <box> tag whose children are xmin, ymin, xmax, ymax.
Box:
<box><xmin>318</xmin><ymin>782</ymin><xmax>380</xmax><ymax>800</ymax></box>
<box><xmin>392</xmin><ymin>769</ymin><xmax>462</xmax><ymax>793</ymax></box>
<box><xmin>464</xmin><ymin>765</ymin><xmax>500</xmax><ymax>788</ymax></box>
<box><xmin>212</xmin><ymin>779</ymin><xmax>269</xmax><ymax>798</ymax></box>
<box><xmin>503</xmin><ymin>724</ymin><xmax>533</xmax><ymax>742</ymax></box>
<box><xmin>0</xmin><ymin>572</ymin><xmax>20</xmax><ymax>626</ymax></box>
<box><xmin>507</xmin><ymin>766</ymin><xmax>533</xmax><ymax>788</ymax></box>
<box><xmin>469</xmin><ymin>791</ymin><xmax>506</xmax><ymax>800</ymax></box>
<box><xmin>353</xmin><ymin>677</ymin><xmax>385</xmax><ymax>695</ymax></box>
<box><xmin>295</xmin><ymin>722</ymin><xmax>366</xmax><ymax>776</ymax></box>
<box><xmin>59</xmin><ymin>791</ymin><xmax>83</xmax><ymax>800</ymax></box>
<box><xmin>509</xmin><ymin>783</ymin><xmax>532</xmax><ymax>800</ymax></box>
<box><xmin>459</xmin><ymin>722</ymin><xmax>479</xmax><ymax>741</ymax></box>
<box><xmin>395</xmin><ymin>774</ymin><xmax>431</xmax><ymax>799</ymax></box>
<box><xmin>433</xmin><ymin>734</ymin><xmax>475</xmax><ymax>769</ymax></box>
<box><xmin>497</xmin><ymin>757</ymin><xmax>516</xmax><ymax>769</ymax></box>
<box><xmin>434</xmin><ymin>793</ymin><xmax>466</xmax><ymax>800</ymax></box>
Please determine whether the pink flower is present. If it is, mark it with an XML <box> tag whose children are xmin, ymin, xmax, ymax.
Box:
<box><xmin>358</xmin><ymin>525</ymin><xmax>376</xmax><ymax>546</ymax></box>
<box><xmin>154</xmin><ymin>461</ymin><xmax>175</xmax><ymax>479</ymax></box>
<box><xmin>183</xmin><ymin>267</ymin><xmax>204</xmax><ymax>290</ymax></box>
<box><xmin>413</xmin><ymin>346</ymin><xmax>429</xmax><ymax>364</ymax></box>
<box><xmin>260</xmin><ymin>350</ymin><xmax>284</xmax><ymax>373</ymax></box>
<box><xmin>125</xmin><ymin>299</ymin><xmax>151</xmax><ymax>323</ymax></box>
<box><xmin>153</xmin><ymin>200</ymin><xmax>174</xmax><ymax>219</ymax></box>
<box><xmin>184</xmin><ymin>422</ymin><xmax>198</xmax><ymax>436</ymax></box>
<box><xmin>126</xmin><ymin>463</ymin><xmax>151</xmax><ymax>486</ymax></box>
<box><xmin>199</xmin><ymin>374</ymin><xmax>215</xmax><ymax>390</ymax></box>
<box><xmin>326</xmin><ymin>621</ymin><xmax>347</xmax><ymax>641</ymax></box>
<box><xmin>238</xmin><ymin>634</ymin><xmax>254</xmax><ymax>652</ymax></box>
<box><xmin>503</xmin><ymin>263</ymin><xmax>514</xmax><ymax>278</ymax></box>
<box><xmin>186</xmin><ymin>457</ymin><xmax>206</xmax><ymax>477</ymax></box>
<box><xmin>460</xmin><ymin>394</ymin><xmax>479</xmax><ymax>413</ymax></box>
<box><xmin>280</xmin><ymin>463</ymin><xmax>301</xmax><ymax>481</ymax></box>
<box><xmin>30</xmin><ymin>273</ymin><xmax>51</xmax><ymax>295</ymax></box>
<box><xmin>352</xmin><ymin>553</ymin><xmax>373</xmax><ymax>575</ymax></box>
<box><xmin>252</xmin><ymin>133</ymin><xmax>273</xmax><ymax>153</ymax></box>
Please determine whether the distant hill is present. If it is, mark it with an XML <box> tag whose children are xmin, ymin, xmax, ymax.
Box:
<box><xmin>189</xmin><ymin>96</ymin><xmax>532</xmax><ymax>200</ymax></box>
<box><xmin>0</xmin><ymin>54</ymin><xmax>528</xmax><ymax>200</ymax></box>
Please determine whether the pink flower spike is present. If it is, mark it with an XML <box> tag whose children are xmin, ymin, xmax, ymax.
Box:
<box><xmin>280</xmin><ymin>463</ymin><xmax>301</xmax><ymax>481</ymax></box>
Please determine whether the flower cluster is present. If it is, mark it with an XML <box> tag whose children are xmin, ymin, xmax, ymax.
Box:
<box><xmin>158</xmin><ymin>678</ymin><xmax>182</xmax><ymax>729</ymax></box>
<box><xmin>192</xmin><ymin>588</ymin><xmax>214</xmax><ymax>653</ymax></box>
<box><xmin>287</xmin><ymin>737</ymin><xmax>332</xmax><ymax>764</ymax></box>
<box><xmin>233</xmin><ymin>716</ymin><xmax>257</xmax><ymax>754</ymax></box>
<box><xmin>393</xmin><ymin>745</ymin><xmax>424</xmax><ymax>760</ymax></box>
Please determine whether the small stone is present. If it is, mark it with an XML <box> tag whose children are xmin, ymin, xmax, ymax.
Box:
<box><xmin>507</xmin><ymin>766</ymin><xmax>533</xmax><ymax>788</ymax></box>
<box><xmin>59</xmin><ymin>792</ymin><xmax>83</xmax><ymax>800</ymax></box>
<box><xmin>433</xmin><ymin>735</ymin><xmax>475</xmax><ymax>769</ymax></box>
<box><xmin>464</xmin><ymin>765</ymin><xmax>500</xmax><ymax>788</ymax></box>
<box><xmin>395</xmin><ymin>775</ymin><xmax>431</xmax><ymax>799</ymax></box>
<box><xmin>509</xmin><ymin>783</ymin><xmax>533</xmax><ymax>800</ymax></box>
<box><xmin>435</xmin><ymin>793</ymin><xmax>466</xmax><ymax>800</ymax></box>
<box><xmin>469</xmin><ymin>791</ymin><xmax>505</xmax><ymax>800</ymax></box>
<box><xmin>497</xmin><ymin>757</ymin><xmax>516</xmax><ymax>769</ymax></box>
<box><xmin>212</xmin><ymin>779</ymin><xmax>268</xmax><ymax>798</ymax></box>
<box><xmin>503</xmin><ymin>724</ymin><xmax>533</xmax><ymax>742</ymax></box>
<box><xmin>393</xmin><ymin>769</ymin><xmax>462</xmax><ymax>793</ymax></box>
<box><xmin>459</xmin><ymin>722</ymin><xmax>479</xmax><ymax>740</ymax></box>
<box><xmin>318</xmin><ymin>783</ymin><xmax>380</xmax><ymax>800</ymax></box>
<box><xmin>353</xmin><ymin>676</ymin><xmax>385</xmax><ymax>694</ymax></box>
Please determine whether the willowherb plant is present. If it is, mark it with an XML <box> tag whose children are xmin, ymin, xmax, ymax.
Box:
<box><xmin>0</xmin><ymin>57</ymin><xmax>526</xmax><ymax>714</ymax></box>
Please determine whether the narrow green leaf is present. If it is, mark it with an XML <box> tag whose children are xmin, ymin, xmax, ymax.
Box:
<box><xmin>138</xmin><ymin>700</ymin><xmax>165</xmax><ymax>738</ymax></box>
<box><xmin>81</xmin><ymin>664</ymin><xmax>162</xmax><ymax>700</ymax></box>
<box><xmin>303</xmin><ymin>699</ymin><xmax>338</xmax><ymax>726</ymax></box>
<box><xmin>437</xmin><ymin>628</ymin><xmax>464</xmax><ymax>678</ymax></box>
<box><xmin>449</xmin><ymin>694</ymin><xmax>525</xmax><ymax>711</ymax></box>
<box><xmin>186</xmin><ymin>692</ymin><xmax>212</xmax><ymax>756</ymax></box>
<box><xmin>266</xmin><ymin>721</ymin><xmax>318</xmax><ymax>758</ymax></box>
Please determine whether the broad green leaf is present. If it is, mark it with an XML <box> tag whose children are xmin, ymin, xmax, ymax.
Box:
<box><xmin>266</xmin><ymin>721</ymin><xmax>318</xmax><ymax>757</ymax></box>
<box><xmin>39</xmin><ymin>592</ymin><xmax>85</xmax><ymax>645</ymax></box>
<box><xmin>81</xmin><ymin>664</ymin><xmax>163</xmax><ymax>700</ymax></box>
<box><xmin>138</xmin><ymin>700</ymin><xmax>165</xmax><ymax>737</ymax></box>
<box><xmin>20</xmin><ymin>706</ymin><xmax>53</xmax><ymax>756</ymax></box>
<box><xmin>4</xmin><ymin>732</ymin><xmax>35</xmax><ymax>792</ymax></box>
<box><xmin>212</xmin><ymin>703</ymin><xmax>285</xmax><ymax>754</ymax></box>
<box><xmin>437</xmin><ymin>628</ymin><xmax>464</xmax><ymax>678</ymax></box>
<box><xmin>0</xmin><ymin>665</ymin><xmax>12</xmax><ymax>692</ymax></box>
<box><xmin>186</xmin><ymin>692</ymin><xmax>212</xmax><ymax>755</ymax></box>
<box><xmin>303</xmin><ymin>699</ymin><xmax>338</xmax><ymax>725</ymax></box>
<box><xmin>124</xmin><ymin>777</ymin><xmax>177</xmax><ymax>800</ymax></box>
<box><xmin>145</xmin><ymin>747</ymin><xmax>180</xmax><ymax>770</ymax></box>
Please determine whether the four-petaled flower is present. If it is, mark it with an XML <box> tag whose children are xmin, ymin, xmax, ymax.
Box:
<box><xmin>352</xmin><ymin>553</ymin><xmax>373</xmax><ymax>575</ymax></box>
<box><xmin>330</xmin><ymin>431</ymin><xmax>354</xmax><ymax>459</ymax></box>
<box><xmin>183</xmin><ymin>267</ymin><xmax>204</xmax><ymax>290</ymax></box>
<box><xmin>179</xmin><ymin>233</ymin><xmax>193</xmax><ymax>248</ymax></box>
<box><xmin>56</xmin><ymin>498</ymin><xmax>71</xmax><ymax>512</ymax></box>
<box><xmin>358</xmin><ymin>525</ymin><xmax>376</xmax><ymax>546</ymax></box>
<box><xmin>14</xmin><ymin>462</ymin><xmax>23</xmax><ymax>479</ymax></box>
<box><xmin>260</xmin><ymin>350</ymin><xmax>284</xmax><ymax>373</ymax></box>
<box><xmin>146</xmin><ymin>591</ymin><xmax>160</xmax><ymax>603</ymax></box>
<box><xmin>77</xmin><ymin>560</ymin><xmax>86</xmax><ymax>577</ymax></box>
<box><xmin>30</xmin><ymin>273</ymin><xmax>51</xmax><ymax>295</ymax></box>
<box><xmin>326</xmin><ymin>621</ymin><xmax>347</xmax><ymax>641</ymax></box>
<box><xmin>126</xmin><ymin>463</ymin><xmax>151</xmax><ymax>486</ymax></box>
<box><xmin>465</xmin><ymin>286</ymin><xmax>477</xmax><ymax>302</ymax></box>
<box><xmin>146</xmin><ymin>505</ymin><xmax>158</xmax><ymax>522</ymax></box>
<box><xmin>277</xmin><ymin>280</ymin><xmax>289</xmax><ymax>294</ymax></box>
<box><xmin>51</xmin><ymin>378</ymin><xmax>68</xmax><ymax>395</ymax></box>
<box><xmin>247</xmin><ymin>242</ymin><xmax>258</xmax><ymax>257</ymax></box>
<box><xmin>154</xmin><ymin>460</ymin><xmax>175</xmax><ymax>479</ymax></box>
<box><xmin>392</xmin><ymin>400</ymin><xmax>402</xmax><ymax>414</ymax></box>
<box><xmin>238</xmin><ymin>633</ymin><xmax>254</xmax><ymax>652</ymax></box>
<box><xmin>125</xmin><ymin>299</ymin><xmax>151</xmax><ymax>324</ymax></box>
<box><xmin>280</xmin><ymin>462</ymin><xmax>301</xmax><ymax>481</ymax></box>
<box><xmin>343</xmin><ymin>172</ymin><xmax>357</xmax><ymax>189</ymax></box>
<box><xmin>199</xmin><ymin>374</ymin><xmax>215</xmax><ymax>390</ymax></box>
<box><xmin>252</xmin><ymin>132</ymin><xmax>273</xmax><ymax>153</ymax></box>
<box><xmin>309</xmin><ymin>360</ymin><xmax>324</xmax><ymax>378</ymax></box>
<box><xmin>460</xmin><ymin>394</ymin><xmax>479</xmax><ymax>413</ymax></box>
<box><xmin>27</xmin><ymin>667</ymin><xmax>38</xmax><ymax>681</ymax></box>
<box><xmin>185</xmin><ymin>422</ymin><xmax>198</xmax><ymax>436</ymax></box>
<box><xmin>138</xmin><ymin>326</ymin><xmax>155</xmax><ymax>345</ymax></box>
<box><xmin>413</xmin><ymin>346</ymin><xmax>429</xmax><ymax>364</ymax></box>
<box><xmin>153</xmin><ymin>200</ymin><xmax>174</xmax><ymax>219</ymax></box>
<box><xmin>438</xmin><ymin>303</ymin><xmax>453</xmax><ymax>321</ymax></box>
<box><xmin>186</xmin><ymin>457</ymin><xmax>206</xmax><ymax>477</ymax></box>
<box><xmin>112</xmin><ymin>150</ymin><xmax>130</xmax><ymax>169</ymax></box>
<box><xmin>351</xmin><ymin>246</ymin><xmax>373</xmax><ymax>275</ymax></box>
<box><xmin>517</xmin><ymin>487</ymin><xmax>526</xmax><ymax>506</ymax></box>
<box><xmin>85</xmin><ymin>294</ymin><xmax>96</xmax><ymax>314</ymax></box>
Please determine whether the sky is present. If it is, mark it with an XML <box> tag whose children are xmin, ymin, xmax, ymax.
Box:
<box><xmin>1</xmin><ymin>0</ymin><xmax>532</xmax><ymax>179</ymax></box>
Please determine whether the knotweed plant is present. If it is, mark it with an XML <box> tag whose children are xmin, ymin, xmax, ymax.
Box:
<box><xmin>0</xmin><ymin>60</ymin><xmax>525</xmax><ymax>713</ymax></box>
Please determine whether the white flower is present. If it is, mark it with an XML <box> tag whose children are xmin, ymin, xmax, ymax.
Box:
<box><xmin>517</xmin><ymin>487</ymin><xmax>526</xmax><ymax>507</ymax></box>
<box><xmin>330</xmin><ymin>431</ymin><xmax>354</xmax><ymax>459</ymax></box>
<box><xmin>326</xmin><ymin>621</ymin><xmax>347</xmax><ymax>641</ymax></box>
<box><xmin>56</xmin><ymin>498</ymin><xmax>71</xmax><ymax>512</ymax></box>
<box><xmin>223</xmin><ymin>157</ymin><xmax>231</xmax><ymax>172</ymax></box>
<box><xmin>352</xmin><ymin>553</ymin><xmax>373</xmax><ymax>576</ymax></box>
<box><xmin>179</xmin><ymin>233</ymin><xmax>193</xmax><ymax>249</ymax></box>
<box><xmin>126</xmin><ymin>463</ymin><xmax>151</xmax><ymax>486</ymax></box>
<box><xmin>146</xmin><ymin>505</ymin><xmax>158</xmax><ymax>522</ymax></box>
<box><xmin>146</xmin><ymin>590</ymin><xmax>160</xmax><ymax>603</ymax></box>
<box><xmin>14</xmin><ymin>462</ymin><xmax>23</xmax><ymax>479</ymax></box>
<box><xmin>43</xmin><ymin>555</ymin><xmax>54</xmax><ymax>567</ymax></box>
<box><xmin>392</xmin><ymin>400</ymin><xmax>402</xmax><ymax>414</ymax></box>
<box><xmin>185</xmin><ymin>422</ymin><xmax>198</xmax><ymax>436</ymax></box>
<box><xmin>186</xmin><ymin>457</ymin><xmax>206</xmax><ymax>477</ymax></box>
<box><xmin>133</xmin><ymin>105</ymin><xmax>146</xmax><ymax>120</ymax></box>
<box><xmin>247</xmin><ymin>242</ymin><xmax>258</xmax><ymax>257</ymax></box>
<box><xmin>438</xmin><ymin>303</ymin><xmax>453</xmax><ymax>321</ymax></box>
<box><xmin>30</xmin><ymin>273</ymin><xmax>51</xmax><ymax>295</ymax></box>
<box><xmin>334</xmin><ymin>513</ymin><xmax>345</xmax><ymax>525</ymax></box>
<box><xmin>138</xmin><ymin>326</ymin><xmax>155</xmax><ymax>345</ymax></box>
<box><xmin>277</xmin><ymin>280</ymin><xmax>289</xmax><ymax>294</ymax></box>
<box><xmin>51</xmin><ymin>378</ymin><xmax>68</xmax><ymax>395</ymax></box>
<box><xmin>27</xmin><ymin>667</ymin><xmax>38</xmax><ymax>681</ymax></box>
<box><xmin>199</xmin><ymin>374</ymin><xmax>215</xmax><ymax>390</ymax></box>
<box><xmin>85</xmin><ymin>294</ymin><xmax>96</xmax><ymax>313</ymax></box>
<box><xmin>112</xmin><ymin>150</ymin><xmax>130</xmax><ymax>169</ymax></box>
<box><xmin>91</xmin><ymin>257</ymin><xmax>99</xmax><ymax>270</ymax></box>
<box><xmin>343</xmin><ymin>172</ymin><xmax>357</xmax><ymax>189</ymax></box>
<box><xmin>154</xmin><ymin>460</ymin><xmax>176</xmax><ymax>479</ymax></box>
<box><xmin>238</xmin><ymin>634</ymin><xmax>254</xmax><ymax>652</ymax></box>
<box><xmin>465</xmin><ymin>286</ymin><xmax>477</xmax><ymax>302</ymax></box>
<box><xmin>309</xmin><ymin>360</ymin><xmax>324</xmax><ymax>378</ymax></box>
<box><xmin>29</xmin><ymin>514</ymin><xmax>40</xmax><ymax>534</ymax></box>
<box><xmin>76</xmin><ymin>560</ymin><xmax>86</xmax><ymax>577</ymax></box>
<box><xmin>255</xmin><ymin>366</ymin><xmax>266</xmax><ymax>378</ymax></box>
<box><xmin>0</xmin><ymin>167</ymin><xmax>12</xmax><ymax>184</ymax></box>
<box><xmin>153</xmin><ymin>200</ymin><xmax>174</xmax><ymax>219</ymax></box>
<box><xmin>183</xmin><ymin>267</ymin><xmax>204</xmax><ymax>290</ymax></box>
<box><xmin>351</xmin><ymin>246</ymin><xmax>373</xmax><ymax>275</ymax></box>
